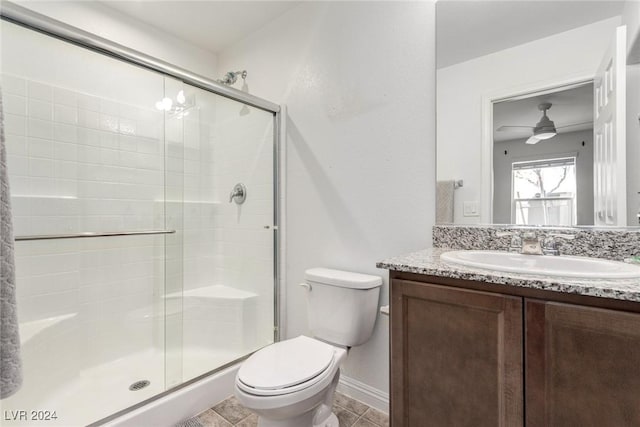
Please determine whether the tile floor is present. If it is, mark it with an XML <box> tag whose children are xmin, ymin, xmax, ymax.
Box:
<box><xmin>175</xmin><ymin>392</ymin><xmax>389</xmax><ymax>427</ymax></box>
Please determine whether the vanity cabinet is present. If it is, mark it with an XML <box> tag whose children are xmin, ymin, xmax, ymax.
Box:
<box><xmin>526</xmin><ymin>300</ymin><xmax>640</xmax><ymax>426</ymax></box>
<box><xmin>390</xmin><ymin>279</ymin><xmax>523</xmax><ymax>427</ymax></box>
<box><xmin>390</xmin><ymin>275</ymin><xmax>640</xmax><ymax>427</ymax></box>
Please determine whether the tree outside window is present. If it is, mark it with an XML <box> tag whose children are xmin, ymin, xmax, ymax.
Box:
<box><xmin>512</xmin><ymin>157</ymin><xmax>577</xmax><ymax>226</ymax></box>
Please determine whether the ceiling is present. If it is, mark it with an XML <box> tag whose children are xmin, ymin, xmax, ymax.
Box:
<box><xmin>437</xmin><ymin>0</ymin><xmax>625</xmax><ymax>69</ymax></box>
<box><xmin>99</xmin><ymin>1</ymin><xmax>301</xmax><ymax>54</ymax></box>
<box><xmin>493</xmin><ymin>83</ymin><xmax>594</xmax><ymax>143</ymax></box>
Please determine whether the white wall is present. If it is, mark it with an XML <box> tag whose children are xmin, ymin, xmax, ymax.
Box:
<box><xmin>624</xmin><ymin>0</ymin><xmax>640</xmax><ymax>62</ymax></box>
<box><xmin>11</xmin><ymin>0</ymin><xmax>218</xmax><ymax>80</ymax></box>
<box><xmin>218</xmin><ymin>1</ymin><xmax>436</xmax><ymax>405</ymax></box>
<box><xmin>437</xmin><ymin>17</ymin><xmax>621</xmax><ymax>224</ymax></box>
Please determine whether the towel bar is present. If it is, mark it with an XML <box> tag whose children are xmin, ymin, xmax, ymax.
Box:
<box><xmin>15</xmin><ymin>230</ymin><xmax>176</xmax><ymax>241</ymax></box>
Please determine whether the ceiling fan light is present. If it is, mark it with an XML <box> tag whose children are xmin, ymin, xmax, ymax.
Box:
<box><xmin>534</xmin><ymin>131</ymin><xmax>556</xmax><ymax>140</ymax></box>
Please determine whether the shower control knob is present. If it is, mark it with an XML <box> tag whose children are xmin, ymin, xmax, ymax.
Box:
<box><xmin>229</xmin><ymin>183</ymin><xmax>247</xmax><ymax>204</ymax></box>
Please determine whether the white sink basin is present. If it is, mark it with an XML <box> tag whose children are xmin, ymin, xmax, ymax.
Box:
<box><xmin>440</xmin><ymin>250</ymin><xmax>640</xmax><ymax>279</ymax></box>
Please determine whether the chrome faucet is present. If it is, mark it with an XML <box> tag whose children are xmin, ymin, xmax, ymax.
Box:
<box><xmin>497</xmin><ymin>230</ymin><xmax>576</xmax><ymax>256</ymax></box>
<box><xmin>496</xmin><ymin>230</ymin><xmax>543</xmax><ymax>255</ymax></box>
<box><xmin>521</xmin><ymin>232</ymin><xmax>543</xmax><ymax>255</ymax></box>
<box><xmin>542</xmin><ymin>233</ymin><xmax>576</xmax><ymax>256</ymax></box>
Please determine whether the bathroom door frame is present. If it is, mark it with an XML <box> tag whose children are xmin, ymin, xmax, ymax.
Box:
<box><xmin>1</xmin><ymin>0</ymin><xmax>283</xmax><ymax>420</ymax></box>
<box><xmin>480</xmin><ymin>72</ymin><xmax>595</xmax><ymax>224</ymax></box>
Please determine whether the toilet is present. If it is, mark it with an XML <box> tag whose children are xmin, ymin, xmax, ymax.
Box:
<box><xmin>234</xmin><ymin>268</ymin><xmax>383</xmax><ymax>427</ymax></box>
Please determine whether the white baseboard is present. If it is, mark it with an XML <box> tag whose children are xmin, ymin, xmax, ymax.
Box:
<box><xmin>337</xmin><ymin>375</ymin><xmax>389</xmax><ymax>414</ymax></box>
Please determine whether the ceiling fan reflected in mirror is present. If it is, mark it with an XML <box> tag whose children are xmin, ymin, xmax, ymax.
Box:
<box><xmin>496</xmin><ymin>102</ymin><xmax>591</xmax><ymax>145</ymax></box>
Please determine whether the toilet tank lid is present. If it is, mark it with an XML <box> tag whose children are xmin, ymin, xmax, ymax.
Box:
<box><xmin>305</xmin><ymin>268</ymin><xmax>382</xmax><ymax>289</ymax></box>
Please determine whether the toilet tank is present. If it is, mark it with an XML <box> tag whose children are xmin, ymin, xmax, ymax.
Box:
<box><xmin>303</xmin><ymin>268</ymin><xmax>382</xmax><ymax>347</ymax></box>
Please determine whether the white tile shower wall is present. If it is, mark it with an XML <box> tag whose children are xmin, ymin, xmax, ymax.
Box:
<box><xmin>177</xmin><ymin>85</ymin><xmax>275</xmax><ymax>355</ymax></box>
<box><xmin>210</xmin><ymin>101</ymin><xmax>275</xmax><ymax>349</ymax></box>
<box><xmin>3</xmin><ymin>74</ymin><xmax>167</xmax><ymax>381</ymax></box>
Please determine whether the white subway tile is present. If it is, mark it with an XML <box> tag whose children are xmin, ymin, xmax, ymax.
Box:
<box><xmin>137</xmin><ymin>120</ymin><xmax>161</xmax><ymax>139</ymax></box>
<box><xmin>100</xmin><ymin>99</ymin><xmax>119</xmax><ymax>116</ymax></box>
<box><xmin>27</xmin><ymin>118</ymin><xmax>53</xmax><ymax>139</ymax></box>
<box><xmin>53</xmin><ymin>142</ymin><xmax>78</xmax><ymax>161</ymax></box>
<box><xmin>5</xmin><ymin>114</ymin><xmax>26</xmax><ymax>136</ymax></box>
<box><xmin>77</xmin><ymin>144</ymin><xmax>101</xmax><ymax>164</ymax></box>
<box><xmin>53</xmin><ymin>87</ymin><xmax>77</xmax><ymax>107</ymax></box>
<box><xmin>27</xmin><ymin>137</ymin><xmax>54</xmax><ymax>159</ymax></box>
<box><xmin>77</xmin><ymin>93</ymin><xmax>100</xmax><ymax>111</ymax></box>
<box><xmin>2</xmin><ymin>74</ymin><xmax>26</xmax><ymax>96</ymax></box>
<box><xmin>55</xmin><ymin>179</ymin><xmax>78</xmax><ymax>197</ymax></box>
<box><xmin>99</xmin><ymin>131</ymin><xmax>119</xmax><ymax>149</ymax></box>
<box><xmin>9</xmin><ymin>176</ymin><xmax>29</xmax><ymax>195</ymax></box>
<box><xmin>100</xmin><ymin>148</ymin><xmax>119</xmax><ymax>165</ymax></box>
<box><xmin>29</xmin><ymin>158</ymin><xmax>54</xmax><ymax>177</ymax></box>
<box><xmin>29</xmin><ymin>177</ymin><xmax>56</xmax><ymax>196</ymax></box>
<box><xmin>118</xmin><ymin>134</ymin><xmax>137</xmax><ymax>152</ymax></box>
<box><xmin>99</xmin><ymin>114</ymin><xmax>119</xmax><ymax>132</ymax></box>
<box><xmin>27</xmin><ymin>81</ymin><xmax>53</xmax><ymax>102</ymax></box>
<box><xmin>54</xmin><ymin>104</ymin><xmax>78</xmax><ymax>125</ymax></box>
<box><xmin>5</xmin><ymin>134</ymin><xmax>27</xmax><ymax>156</ymax></box>
<box><xmin>77</xmin><ymin>109</ymin><xmax>99</xmax><ymax>129</ymax></box>
<box><xmin>118</xmin><ymin>118</ymin><xmax>137</xmax><ymax>135</ymax></box>
<box><xmin>6</xmin><ymin>155</ymin><xmax>28</xmax><ymax>176</ymax></box>
<box><xmin>77</xmin><ymin>128</ymin><xmax>101</xmax><ymax>147</ymax></box>
<box><xmin>137</xmin><ymin>137</ymin><xmax>161</xmax><ymax>154</ymax></box>
<box><xmin>11</xmin><ymin>216</ymin><xmax>31</xmax><ymax>235</ymax></box>
<box><xmin>5</xmin><ymin>94</ymin><xmax>26</xmax><ymax>115</ymax></box>
<box><xmin>54</xmin><ymin>160</ymin><xmax>78</xmax><ymax>180</ymax></box>
<box><xmin>54</xmin><ymin>123</ymin><xmax>78</xmax><ymax>143</ymax></box>
<box><xmin>28</xmin><ymin>98</ymin><xmax>53</xmax><ymax>121</ymax></box>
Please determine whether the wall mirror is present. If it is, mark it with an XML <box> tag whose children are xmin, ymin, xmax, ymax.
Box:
<box><xmin>436</xmin><ymin>0</ymin><xmax>640</xmax><ymax>227</ymax></box>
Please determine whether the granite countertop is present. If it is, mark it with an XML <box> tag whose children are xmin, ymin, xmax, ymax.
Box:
<box><xmin>376</xmin><ymin>247</ymin><xmax>640</xmax><ymax>303</ymax></box>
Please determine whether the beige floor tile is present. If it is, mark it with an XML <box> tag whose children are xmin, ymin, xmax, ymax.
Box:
<box><xmin>196</xmin><ymin>409</ymin><xmax>233</xmax><ymax>427</ymax></box>
<box><xmin>212</xmin><ymin>396</ymin><xmax>253</xmax><ymax>424</ymax></box>
<box><xmin>333</xmin><ymin>405</ymin><xmax>360</xmax><ymax>427</ymax></box>
<box><xmin>353</xmin><ymin>418</ymin><xmax>379</xmax><ymax>427</ymax></box>
<box><xmin>362</xmin><ymin>408</ymin><xmax>389</xmax><ymax>427</ymax></box>
<box><xmin>234</xmin><ymin>413</ymin><xmax>259</xmax><ymax>427</ymax></box>
<box><xmin>334</xmin><ymin>393</ymin><xmax>369</xmax><ymax>416</ymax></box>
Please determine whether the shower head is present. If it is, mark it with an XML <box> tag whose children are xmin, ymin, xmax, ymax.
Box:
<box><xmin>218</xmin><ymin>70</ymin><xmax>247</xmax><ymax>86</ymax></box>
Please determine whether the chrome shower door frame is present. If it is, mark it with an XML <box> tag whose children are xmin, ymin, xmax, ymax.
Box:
<box><xmin>1</xmin><ymin>2</ymin><xmax>282</xmax><ymax>424</ymax></box>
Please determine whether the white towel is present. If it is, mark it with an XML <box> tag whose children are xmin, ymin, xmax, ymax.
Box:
<box><xmin>436</xmin><ymin>180</ymin><xmax>455</xmax><ymax>223</ymax></box>
<box><xmin>0</xmin><ymin>88</ymin><xmax>22</xmax><ymax>399</ymax></box>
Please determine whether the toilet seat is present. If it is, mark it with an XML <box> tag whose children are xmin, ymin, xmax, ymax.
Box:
<box><xmin>237</xmin><ymin>336</ymin><xmax>338</xmax><ymax>397</ymax></box>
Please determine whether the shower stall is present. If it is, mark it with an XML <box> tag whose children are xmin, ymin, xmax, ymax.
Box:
<box><xmin>0</xmin><ymin>5</ymin><xmax>279</xmax><ymax>426</ymax></box>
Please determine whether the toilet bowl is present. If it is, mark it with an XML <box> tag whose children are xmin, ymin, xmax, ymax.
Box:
<box><xmin>235</xmin><ymin>336</ymin><xmax>347</xmax><ymax>427</ymax></box>
<box><xmin>234</xmin><ymin>268</ymin><xmax>382</xmax><ymax>427</ymax></box>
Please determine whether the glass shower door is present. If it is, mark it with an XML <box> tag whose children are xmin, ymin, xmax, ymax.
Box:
<box><xmin>1</xmin><ymin>19</ymin><xmax>170</xmax><ymax>426</ymax></box>
<box><xmin>1</xmin><ymin>14</ymin><xmax>278</xmax><ymax>427</ymax></box>
<box><xmin>165</xmin><ymin>82</ymin><xmax>276</xmax><ymax>384</ymax></box>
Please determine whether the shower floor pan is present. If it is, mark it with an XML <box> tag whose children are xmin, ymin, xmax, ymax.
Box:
<box><xmin>0</xmin><ymin>347</ymin><xmax>244</xmax><ymax>427</ymax></box>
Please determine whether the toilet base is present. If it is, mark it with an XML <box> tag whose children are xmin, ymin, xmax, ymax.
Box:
<box><xmin>317</xmin><ymin>413</ymin><xmax>339</xmax><ymax>427</ymax></box>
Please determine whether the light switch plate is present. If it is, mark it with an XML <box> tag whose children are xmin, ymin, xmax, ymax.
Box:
<box><xmin>463</xmin><ymin>201</ymin><xmax>480</xmax><ymax>217</ymax></box>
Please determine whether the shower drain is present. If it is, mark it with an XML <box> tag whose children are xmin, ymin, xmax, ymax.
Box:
<box><xmin>129</xmin><ymin>380</ymin><xmax>150</xmax><ymax>391</ymax></box>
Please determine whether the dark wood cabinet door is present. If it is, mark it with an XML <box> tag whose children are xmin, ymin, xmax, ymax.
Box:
<box><xmin>526</xmin><ymin>300</ymin><xmax>640</xmax><ymax>427</ymax></box>
<box><xmin>390</xmin><ymin>279</ymin><xmax>523</xmax><ymax>427</ymax></box>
